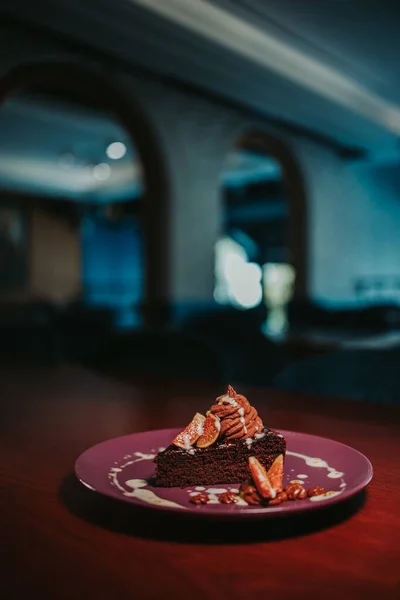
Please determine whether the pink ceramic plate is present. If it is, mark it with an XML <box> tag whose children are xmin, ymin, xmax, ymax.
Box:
<box><xmin>75</xmin><ymin>429</ymin><xmax>373</xmax><ymax>519</ymax></box>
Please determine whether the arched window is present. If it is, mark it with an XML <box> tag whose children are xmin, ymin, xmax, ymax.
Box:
<box><xmin>216</xmin><ymin>132</ymin><xmax>306</xmax><ymax>336</ymax></box>
<box><xmin>0</xmin><ymin>62</ymin><xmax>169</xmax><ymax>331</ymax></box>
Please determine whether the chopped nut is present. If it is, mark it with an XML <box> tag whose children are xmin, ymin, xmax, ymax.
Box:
<box><xmin>239</xmin><ymin>479</ymin><xmax>253</xmax><ymax>494</ymax></box>
<box><xmin>190</xmin><ymin>493</ymin><xmax>209</xmax><ymax>505</ymax></box>
<box><xmin>239</xmin><ymin>480</ymin><xmax>262</xmax><ymax>505</ymax></box>
<box><xmin>307</xmin><ymin>486</ymin><xmax>327</xmax><ymax>498</ymax></box>
<box><xmin>238</xmin><ymin>474</ymin><xmax>323</xmax><ymax>508</ymax></box>
<box><xmin>268</xmin><ymin>491</ymin><xmax>288</xmax><ymax>506</ymax></box>
<box><xmin>248</xmin><ymin>456</ymin><xmax>275</xmax><ymax>499</ymax></box>
<box><xmin>266</xmin><ymin>454</ymin><xmax>284</xmax><ymax>493</ymax></box>
<box><xmin>218</xmin><ymin>491</ymin><xmax>239</xmax><ymax>504</ymax></box>
<box><xmin>284</xmin><ymin>482</ymin><xmax>307</xmax><ymax>500</ymax></box>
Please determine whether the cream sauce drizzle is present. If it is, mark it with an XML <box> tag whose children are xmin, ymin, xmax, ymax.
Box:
<box><xmin>79</xmin><ymin>479</ymin><xmax>95</xmax><ymax>491</ymax></box>
<box><xmin>309</xmin><ymin>491</ymin><xmax>342</xmax><ymax>502</ymax></box>
<box><xmin>108</xmin><ymin>451</ymin><xmax>186</xmax><ymax>510</ymax></box>
<box><xmin>127</xmin><ymin>485</ymin><xmax>186</xmax><ymax>508</ymax></box>
<box><xmin>207</xmin><ymin>493</ymin><xmax>219</xmax><ymax>504</ymax></box>
<box><xmin>219</xmin><ymin>395</ymin><xmax>238</xmax><ymax>407</ymax></box>
<box><xmin>286</xmin><ymin>451</ymin><xmax>344</xmax><ymax>479</ymax></box>
<box><xmin>286</xmin><ymin>450</ymin><xmax>346</xmax><ymax>501</ymax></box>
<box><xmin>125</xmin><ymin>479</ymin><xmax>147</xmax><ymax>489</ymax></box>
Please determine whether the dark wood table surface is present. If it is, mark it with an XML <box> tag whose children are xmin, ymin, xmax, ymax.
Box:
<box><xmin>2</xmin><ymin>364</ymin><xmax>400</xmax><ymax>599</ymax></box>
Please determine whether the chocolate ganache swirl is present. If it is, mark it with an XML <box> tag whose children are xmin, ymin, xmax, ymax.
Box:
<box><xmin>210</xmin><ymin>385</ymin><xmax>263</xmax><ymax>441</ymax></box>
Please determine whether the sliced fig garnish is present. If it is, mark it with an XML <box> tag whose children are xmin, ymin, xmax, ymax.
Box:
<box><xmin>248</xmin><ymin>456</ymin><xmax>276</xmax><ymax>499</ymax></box>
<box><xmin>172</xmin><ymin>412</ymin><xmax>205</xmax><ymax>449</ymax></box>
<box><xmin>196</xmin><ymin>412</ymin><xmax>221</xmax><ymax>448</ymax></box>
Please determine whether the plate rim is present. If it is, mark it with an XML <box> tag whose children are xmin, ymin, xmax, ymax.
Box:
<box><xmin>75</xmin><ymin>428</ymin><xmax>373</xmax><ymax>519</ymax></box>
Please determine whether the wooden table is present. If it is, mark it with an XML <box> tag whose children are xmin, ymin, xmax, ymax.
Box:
<box><xmin>2</xmin><ymin>365</ymin><xmax>400</xmax><ymax>599</ymax></box>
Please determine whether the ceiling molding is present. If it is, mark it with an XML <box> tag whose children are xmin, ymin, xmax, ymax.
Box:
<box><xmin>0</xmin><ymin>3</ymin><xmax>391</xmax><ymax>158</ymax></box>
<box><xmin>132</xmin><ymin>0</ymin><xmax>400</xmax><ymax>137</ymax></box>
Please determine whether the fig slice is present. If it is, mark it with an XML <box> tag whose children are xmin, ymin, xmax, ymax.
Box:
<box><xmin>196</xmin><ymin>412</ymin><xmax>221</xmax><ymax>448</ymax></box>
<box><xmin>172</xmin><ymin>413</ymin><xmax>206</xmax><ymax>449</ymax></box>
<box><xmin>267</xmin><ymin>454</ymin><xmax>284</xmax><ymax>493</ymax></box>
<box><xmin>248</xmin><ymin>456</ymin><xmax>276</xmax><ymax>499</ymax></box>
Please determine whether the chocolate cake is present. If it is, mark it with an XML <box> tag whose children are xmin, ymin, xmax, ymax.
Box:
<box><xmin>155</xmin><ymin>385</ymin><xmax>286</xmax><ymax>487</ymax></box>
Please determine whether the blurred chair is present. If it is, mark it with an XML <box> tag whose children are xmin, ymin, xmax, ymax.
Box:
<box><xmin>179</xmin><ymin>305</ymin><xmax>290</xmax><ymax>385</ymax></box>
<box><xmin>271</xmin><ymin>349</ymin><xmax>400</xmax><ymax>404</ymax></box>
<box><xmin>288</xmin><ymin>299</ymin><xmax>400</xmax><ymax>332</ymax></box>
<box><xmin>84</xmin><ymin>328</ymin><xmax>226</xmax><ymax>382</ymax></box>
<box><xmin>55</xmin><ymin>301</ymin><xmax>114</xmax><ymax>363</ymax></box>
<box><xmin>0</xmin><ymin>299</ymin><xmax>60</xmax><ymax>363</ymax></box>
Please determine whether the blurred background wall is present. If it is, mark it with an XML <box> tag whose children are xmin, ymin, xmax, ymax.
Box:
<box><xmin>1</xmin><ymin>2</ymin><xmax>400</xmax><ymax>386</ymax></box>
<box><xmin>1</xmin><ymin>16</ymin><xmax>397</xmax><ymax>314</ymax></box>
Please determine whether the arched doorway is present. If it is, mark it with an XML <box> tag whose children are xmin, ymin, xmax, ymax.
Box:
<box><xmin>0</xmin><ymin>61</ymin><xmax>169</xmax><ymax>362</ymax></box>
<box><xmin>0</xmin><ymin>61</ymin><xmax>170</xmax><ymax>327</ymax></box>
<box><xmin>216</xmin><ymin>131</ymin><xmax>308</xmax><ymax>336</ymax></box>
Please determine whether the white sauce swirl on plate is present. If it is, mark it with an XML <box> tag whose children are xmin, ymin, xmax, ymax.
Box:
<box><xmin>106</xmin><ymin>446</ymin><xmax>347</xmax><ymax>509</ymax></box>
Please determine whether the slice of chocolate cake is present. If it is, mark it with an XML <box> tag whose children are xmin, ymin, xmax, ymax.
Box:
<box><xmin>155</xmin><ymin>385</ymin><xmax>286</xmax><ymax>487</ymax></box>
